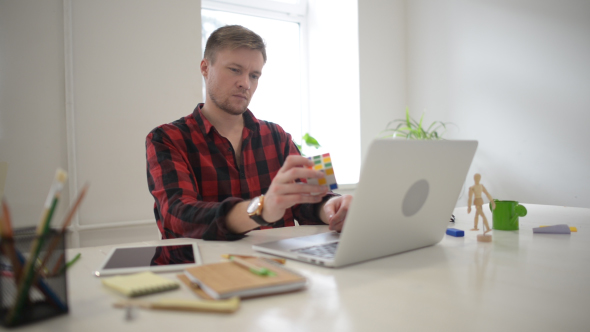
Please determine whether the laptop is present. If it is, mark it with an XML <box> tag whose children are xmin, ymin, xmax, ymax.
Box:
<box><xmin>253</xmin><ymin>139</ymin><xmax>478</xmax><ymax>268</ymax></box>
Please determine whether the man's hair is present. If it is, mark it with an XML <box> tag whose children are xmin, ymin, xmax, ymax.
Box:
<box><xmin>204</xmin><ymin>25</ymin><xmax>267</xmax><ymax>64</ymax></box>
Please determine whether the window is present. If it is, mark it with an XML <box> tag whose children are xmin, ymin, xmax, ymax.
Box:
<box><xmin>201</xmin><ymin>8</ymin><xmax>304</xmax><ymax>143</ymax></box>
<box><xmin>201</xmin><ymin>0</ymin><xmax>360</xmax><ymax>185</ymax></box>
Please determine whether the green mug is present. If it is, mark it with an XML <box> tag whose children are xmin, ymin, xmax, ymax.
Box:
<box><xmin>489</xmin><ymin>200</ymin><xmax>527</xmax><ymax>230</ymax></box>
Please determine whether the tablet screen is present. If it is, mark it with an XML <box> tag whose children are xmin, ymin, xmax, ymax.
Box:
<box><xmin>95</xmin><ymin>243</ymin><xmax>201</xmax><ymax>277</ymax></box>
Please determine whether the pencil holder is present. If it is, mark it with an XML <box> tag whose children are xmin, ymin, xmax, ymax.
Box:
<box><xmin>0</xmin><ymin>227</ymin><xmax>69</xmax><ymax>328</ymax></box>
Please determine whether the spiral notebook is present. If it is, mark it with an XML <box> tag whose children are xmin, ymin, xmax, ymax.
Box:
<box><xmin>101</xmin><ymin>271</ymin><xmax>179</xmax><ymax>297</ymax></box>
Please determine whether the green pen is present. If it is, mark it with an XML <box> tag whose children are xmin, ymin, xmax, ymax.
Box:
<box><xmin>229</xmin><ymin>256</ymin><xmax>276</xmax><ymax>277</ymax></box>
<box><xmin>57</xmin><ymin>253</ymin><xmax>81</xmax><ymax>275</ymax></box>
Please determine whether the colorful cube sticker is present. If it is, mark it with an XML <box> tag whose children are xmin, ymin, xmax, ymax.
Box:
<box><xmin>303</xmin><ymin>153</ymin><xmax>338</xmax><ymax>191</ymax></box>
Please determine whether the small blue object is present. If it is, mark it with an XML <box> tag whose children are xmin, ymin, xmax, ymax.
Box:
<box><xmin>446</xmin><ymin>228</ymin><xmax>464</xmax><ymax>237</ymax></box>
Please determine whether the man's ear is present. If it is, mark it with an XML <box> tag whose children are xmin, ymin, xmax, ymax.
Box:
<box><xmin>200</xmin><ymin>59</ymin><xmax>209</xmax><ymax>79</ymax></box>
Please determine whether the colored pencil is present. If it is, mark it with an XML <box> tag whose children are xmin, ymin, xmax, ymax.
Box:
<box><xmin>38</xmin><ymin>183</ymin><xmax>89</xmax><ymax>276</ymax></box>
<box><xmin>1</xmin><ymin>200</ymin><xmax>66</xmax><ymax>312</ymax></box>
<box><xmin>56</xmin><ymin>253</ymin><xmax>81</xmax><ymax>276</ymax></box>
<box><xmin>5</xmin><ymin>169</ymin><xmax>67</xmax><ymax>325</ymax></box>
<box><xmin>1</xmin><ymin>199</ymin><xmax>22</xmax><ymax>281</ymax></box>
<box><xmin>229</xmin><ymin>256</ymin><xmax>276</xmax><ymax>277</ymax></box>
<box><xmin>221</xmin><ymin>254</ymin><xmax>286</xmax><ymax>265</ymax></box>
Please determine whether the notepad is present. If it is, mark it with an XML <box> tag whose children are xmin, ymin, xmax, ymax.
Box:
<box><xmin>183</xmin><ymin>257</ymin><xmax>306</xmax><ymax>300</ymax></box>
<box><xmin>102</xmin><ymin>271</ymin><xmax>179</xmax><ymax>297</ymax></box>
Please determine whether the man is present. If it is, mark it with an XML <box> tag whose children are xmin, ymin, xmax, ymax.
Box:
<box><xmin>146</xmin><ymin>25</ymin><xmax>352</xmax><ymax>240</ymax></box>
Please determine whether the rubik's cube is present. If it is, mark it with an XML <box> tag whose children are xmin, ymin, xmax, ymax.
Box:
<box><xmin>302</xmin><ymin>153</ymin><xmax>338</xmax><ymax>191</ymax></box>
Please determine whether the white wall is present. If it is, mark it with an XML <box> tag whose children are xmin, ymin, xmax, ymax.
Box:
<box><xmin>405</xmin><ymin>0</ymin><xmax>590</xmax><ymax>208</ymax></box>
<box><xmin>71</xmin><ymin>0</ymin><xmax>201</xmax><ymax>227</ymax></box>
<box><xmin>359</xmin><ymin>0</ymin><xmax>590</xmax><ymax>208</ymax></box>
<box><xmin>0</xmin><ymin>0</ymin><xmax>202</xmax><ymax>247</ymax></box>
<box><xmin>358</xmin><ymin>0</ymin><xmax>407</xmax><ymax>163</ymax></box>
<box><xmin>0</xmin><ymin>0</ymin><xmax>70</xmax><ymax>226</ymax></box>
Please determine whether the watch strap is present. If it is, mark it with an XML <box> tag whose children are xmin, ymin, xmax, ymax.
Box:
<box><xmin>249</xmin><ymin>213</ymin><xmax>271</xmax><ymax>227</ymax></box>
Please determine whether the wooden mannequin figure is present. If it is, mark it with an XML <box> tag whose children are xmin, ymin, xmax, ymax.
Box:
<box><xmin>468</xmin><ymin>173</ymin><xmax>496</xmax><ymax>234</ymax></box>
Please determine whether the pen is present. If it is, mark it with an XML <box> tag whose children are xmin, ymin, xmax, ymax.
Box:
<box><xmin>229</xmin><ymin>256</ymin><xmax>276</xmax><ymax>277</ymax></box>
<box><xmin>221</xmin><ymin>254</ymin><xmax>286</xmax><ymax>265</ymax></box>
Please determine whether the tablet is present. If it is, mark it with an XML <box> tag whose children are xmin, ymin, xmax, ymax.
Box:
<box><xmin>94</xmin><ymin>242</ymin><xmax>202</xmax><ymax>277</ymax></box>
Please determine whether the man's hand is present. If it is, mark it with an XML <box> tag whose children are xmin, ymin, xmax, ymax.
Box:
<box><xmin>321</xmin><ymin>195</ymin><xmax>353</xmax><ymax>232</ymax></box>
<box><xmin>262</xmin><ymin>155</ymin><xmax>329</xmax><ymax>223</ymax></box>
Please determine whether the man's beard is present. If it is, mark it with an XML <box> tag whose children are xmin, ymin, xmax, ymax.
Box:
<box><xmin>208</xmin><ymin>91</ymin><xmax>249</xmax><ymax>116</ymax></box>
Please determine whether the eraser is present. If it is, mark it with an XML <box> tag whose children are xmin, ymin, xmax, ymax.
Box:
<box><xmin>446</xmin><ymin>228</ymin><xmax>464</xmax><ymax>237</ymax></box>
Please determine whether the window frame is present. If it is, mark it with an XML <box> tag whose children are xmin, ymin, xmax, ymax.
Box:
<box><xmin>202</xmin><ymin>0</ymin><xmax>307</xmax><ymax>17</ymax></box>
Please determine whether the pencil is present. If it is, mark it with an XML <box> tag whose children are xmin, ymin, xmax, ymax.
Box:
<box><xmin>5</xmin><ymin>169</ymin><xmax>67</xmax><ymax>325</ymax></box>
<box><xmin>221</xmin><ymin>254</ymin><xmax>286</xmax><ymax>265</ymax></box>
<box><xmin>229</xmin><ymin>256</ymin><xmax>276</xmax><ymax>277</ymax></box>
<box><xmin>49</xmin><ymin>252</ymin><xmax>66</xmax><ymax>277</ymax></box>
<box><xmin>13</xmin><ymin>249</ymin><xmax>68</xmax><ymax>312</ymax></box>
<box><xmin>1</xmin><ymin>199</ymin><xmax>22</xmax><ymax>281</ymax></box>
<box><xmin>0</xmin><ymin>199</ymin><xmax>12</xmax><ymax>237</ymax></box>
<box><xmin>38</xmin><ymin>183</ymin><xmax>89</xmax><ymax>276</ymax></box>
<box><xmin>57</xmin><ymin>252</ymin><xmax>81</xmax><ymax>275</ymax></box>
<box><xmin>58</xmin><ymin>182</ymin><xmax>89</xmax><ymax>232</ymax></box>
<box><xmin>0</xmin><ymin>162</ymin><xmax>7</xmax><ymax>203</ymax></box>
<box><xmin>1</xmin><ymin>200</ymin><xmax>66</xmax><ymax>311</ymax></box>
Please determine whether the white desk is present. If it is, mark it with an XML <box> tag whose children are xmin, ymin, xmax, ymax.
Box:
<box><xmin>15</xmin><ymin>204</ymin><xmax>590</xmax><ymax>332</ymax></box>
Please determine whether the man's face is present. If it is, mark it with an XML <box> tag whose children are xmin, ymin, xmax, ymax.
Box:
<box><xmin>201</xmin><ymin>47</ymin><xmax>264</xmax><ymax>116</ymax></box>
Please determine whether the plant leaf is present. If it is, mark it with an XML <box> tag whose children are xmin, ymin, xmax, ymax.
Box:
<box><xmin>418</xmin><ymin>113</ymin><xmax>424</xmax><ymax>131</ymax></box>
<box><xmin>383</xmin><ymin>109</ymin><xmax>456</xmax><ymax>140</ymax></box>
<box><xmin>404</xmin><ymin>108</ymin><xmax>410</xmax><ymax>128</ymax></box>
<box><xmin>302</xmin><ymin>133</ymin><xmax>321</xmax><ymax>148</ymax></box>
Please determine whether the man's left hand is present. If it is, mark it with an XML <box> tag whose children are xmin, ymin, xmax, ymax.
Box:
<box><xmin>321</xmin><ymin>195</ymin><xmax>353</xmax><ymax>232</ymax></box>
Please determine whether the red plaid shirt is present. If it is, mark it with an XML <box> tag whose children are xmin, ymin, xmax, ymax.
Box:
<box><xmin>146</xmin><ymin>104</ymin><xmax>335</xmax><ymax>241</ymax></box>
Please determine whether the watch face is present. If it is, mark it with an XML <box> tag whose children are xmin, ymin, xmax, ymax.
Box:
<box><xmin>247</xmin><ymin>196</ymin><xmax>261</xmax><ymax>214</ymax></box>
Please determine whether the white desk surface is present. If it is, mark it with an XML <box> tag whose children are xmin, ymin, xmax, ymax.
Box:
<box><xmin>15</xmin><ymin>204</ymin><xmax>590</xmax><ymax>332</ymax></box>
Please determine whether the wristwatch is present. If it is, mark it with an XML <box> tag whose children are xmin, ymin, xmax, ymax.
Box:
<box><xmin>247</xmin><ymin>195</ymin><xmax>271</xmax><ymax>226</ymax></box>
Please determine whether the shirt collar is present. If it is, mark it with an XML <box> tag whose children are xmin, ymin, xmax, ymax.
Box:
<box><xmin>193</xmin><ymin>103</ymin><xmax>261</xmax><ymax>135</ymax></box>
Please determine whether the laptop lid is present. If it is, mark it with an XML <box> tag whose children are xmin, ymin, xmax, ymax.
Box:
<box><xmin>332</xmin><ymin>139</ymin><xmax>477</xmax><ymax>267</ymax></box>
<box><xmin>253</xmin><ymin>139</ymin><xmax>478</xmax><ymax>268</ymax></box>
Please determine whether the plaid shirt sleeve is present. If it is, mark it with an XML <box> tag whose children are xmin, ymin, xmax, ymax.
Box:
<box><xmin>146</xmin><ymin>127</ymin><xmax>246</xmax><ymax>241</ymax></box>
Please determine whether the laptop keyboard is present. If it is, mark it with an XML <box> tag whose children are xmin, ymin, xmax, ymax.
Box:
<box><xmin>291</xmin><ymin>242</ymin><xmax>339</xmax><ymax>259</ymax></box>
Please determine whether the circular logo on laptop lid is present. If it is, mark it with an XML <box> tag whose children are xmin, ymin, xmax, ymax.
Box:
<box><xmin>402</xmin><ymin>179</ymin><xmax>430</xmax><ymax>217</ymax></box>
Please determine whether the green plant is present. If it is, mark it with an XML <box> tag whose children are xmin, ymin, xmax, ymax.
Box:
<box><xmin>380</xmin><ymin>108</ymin><xmax>451</xmax><ymax>140</ymax></box>
<box><xmin>295</xmin><ymin>133</ymin><xmax>321</xmax><ymax>156</ymax></box>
